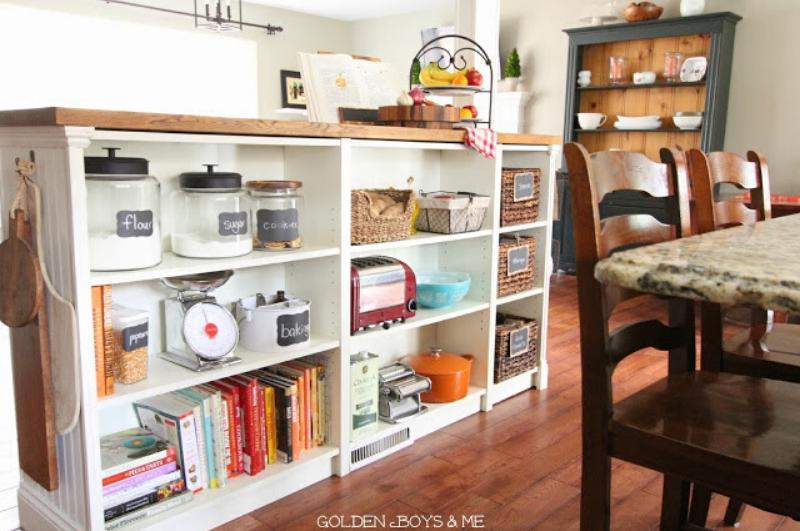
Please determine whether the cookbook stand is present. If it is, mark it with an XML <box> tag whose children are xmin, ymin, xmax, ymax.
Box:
<box><xmin>409</xmin><ymin>34</ymin><xmax>494</xmax><ymax>128</ymax></box>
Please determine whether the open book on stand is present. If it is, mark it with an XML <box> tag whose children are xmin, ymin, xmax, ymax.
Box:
<box><xmin>298</xmin><ymin>52</ymin><xmax>401</xmax><ymax>123</ymax></box>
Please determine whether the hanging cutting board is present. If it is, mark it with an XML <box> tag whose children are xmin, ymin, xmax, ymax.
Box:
<box><xmin>0</xmin><ymin>209</ymin><xmax>58</xmax><ymax>491</ymax></box>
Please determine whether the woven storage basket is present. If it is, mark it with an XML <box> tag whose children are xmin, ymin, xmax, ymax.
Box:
<box><xmin>497</xmin><ymin>235</ymin><xmax>536</xmax><ymax>297</ymax></box>
<box><xmin>501</xmin><ymin>167</ymin><xmax>541</xmax><ymax>227</ymax></box>
<box><xmin>351</xmin><ymin>188</ymin><xmax>416</xmax><ymax>244</ymax></box>
<box><xmin>494</xmin><ymin>314</ymin><xmax>539</xmax><ymax>383</ymax></box>
<box><xmin>415</xmin><ymin>191</ymin><xmax>490</xmax><ymax>234</ymax></box>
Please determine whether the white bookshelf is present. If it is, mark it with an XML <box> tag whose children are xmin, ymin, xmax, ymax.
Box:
<box><xmin>0</xmin><ymin>125</ymin><xmax>559</xmax><ymax>531</ymax></box>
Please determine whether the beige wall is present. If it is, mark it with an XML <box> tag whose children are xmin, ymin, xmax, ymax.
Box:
<box><xmin>349</xmin><ymin>6</ymin><xmax>456</xmax><ymax>72</ymax></box>
<box><xmin>500</xmin><ymin>0</ymin><xmax>800</xmax><ymax>193</ymax></box>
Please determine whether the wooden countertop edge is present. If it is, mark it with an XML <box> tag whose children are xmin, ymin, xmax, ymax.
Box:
<box><xmin>0</xmin><ymin>108</ymin><xmax>561</xmax><ymax>146</ymax></box>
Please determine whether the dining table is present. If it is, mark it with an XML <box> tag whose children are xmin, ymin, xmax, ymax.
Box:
<box><xmin>594</xmin><ymin>214</ymin><xmax>800</xmax><ymax>314</ymax></box>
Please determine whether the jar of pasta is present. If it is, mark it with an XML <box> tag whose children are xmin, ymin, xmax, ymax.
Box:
<box><xmin>247</xmin><ymin>181</ymin><xmax>304</xmax><ymax>250</ymax></box>
<box><xmin>111</xmin><ymin>305</ymin><xmax>149</xmax><ymax>384</ymax></box>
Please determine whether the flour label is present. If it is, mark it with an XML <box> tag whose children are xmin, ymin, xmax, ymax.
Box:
<box><xmin>116</xmin><ymin>210</ymin><xmax>154</xmax><ymax>237</ymax></box>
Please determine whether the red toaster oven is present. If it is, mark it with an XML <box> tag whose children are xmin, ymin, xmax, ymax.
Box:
<box><xmin>351</xmin><ymin>256</ymin><xmax>416</xmax><ymax>334</ymax></box>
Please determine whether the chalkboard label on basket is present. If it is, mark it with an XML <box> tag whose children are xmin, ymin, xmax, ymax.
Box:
<box><xmin>218</xmin><ymin>211</ymin><xmax>248</xmax><ymax>236</ymax></box>
<box><xmin>257</xmin><ymin>208</ymin><xmax>299</xmax><ymax>242</ymax></box>
<box><xmin>122</xmin><ymin>322</ymin><xmax>149</xmax><ymax>352</ymax></box>
<box><xmin>276</xmin><ymin>310</ymin><xmax>310</xmax><ymax>347</ymax></box>
<box><xmin>116</xmin><ymin>210</ymin><xmax>154</xmax><ymax>237</ymax></box>
<box><xmin>513</xmin><ymin>172</ymin><xmax>534</xmax><ymax>202</ymax></box>
<box><xmin>507</xmin><ymin>245</ymin><xmax>530</xmax><ymax>276</ymax></box>
<box><xmin>509</xmin><ymin>326</ymin><xmax>530</xmax><ymax>357</ymax></box>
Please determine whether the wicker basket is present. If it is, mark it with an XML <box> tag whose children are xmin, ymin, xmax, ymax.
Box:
<box><xmin>351</xmin><ymin>188</ymin><xmax>416</xmax><ymax>244</ymax></box>
<box><xmin>497</xmin><ymin>235</ymin><xmax>536</xmax><ymax>297</ymax></box>
<box><xmin>501</xmin><ymin>168</ymin><xmax>541</xmax><ymax>227</ymax></box>
<box><xmin>494</xmin><ymin>314</ymin><xmax>539</xmax><ymax>383</ymax></box>
<box><xmin>415</xmin><ymin>191</ymin><xmax>490</xmax><ymax>234</ymax></box>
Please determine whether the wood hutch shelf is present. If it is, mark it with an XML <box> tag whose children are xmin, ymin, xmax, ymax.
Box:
<box><xmin>554</xmin><ymin>12</ymin><xmax>741</xmax><ymax>273</ymax></box>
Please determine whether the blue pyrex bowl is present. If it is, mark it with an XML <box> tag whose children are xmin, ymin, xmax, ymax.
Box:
<box><xmin>416</xmin><ymin>272</ymin><xmax>471</xmax><ymax>309</ymax></box>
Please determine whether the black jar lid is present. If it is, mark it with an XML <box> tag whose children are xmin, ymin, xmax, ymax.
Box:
<box><xmin>180</xmin><ymin>164</ymin><xmax>242</xmax><ymax>190</ymax></box>
<box><xmin>84</xmin><ymin>147</ymin><xmax>149</xmax><ymax>175</ymax></box>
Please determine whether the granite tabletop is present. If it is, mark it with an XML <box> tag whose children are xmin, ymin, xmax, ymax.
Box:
<box><xmin>595</xmin><ymin>214</ymin><xmax>800</xmax><ymax>313</ymax></box>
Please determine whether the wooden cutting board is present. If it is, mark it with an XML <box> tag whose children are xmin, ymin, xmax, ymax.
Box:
<box><xmin>377</xmin><ymin>105</ymin><xmax>460</xmax><ymax>129</ymax></box>
<box><xmin>0</xmin><ymin>210</ymin><xmax>57</xmax><ymax>490</ymax></box>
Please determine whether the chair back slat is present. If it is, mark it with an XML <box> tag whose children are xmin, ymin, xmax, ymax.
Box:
<box><xmin>600</xmin><ymin>214</ymin><xmax>675</xmax><ymax>258</ymax></box>
<box><xmin>591</xmin><ymin>151</ymin><xmax>672</xmax><ymax>201</ymax></box>
<box><xmin>714</xmin><ymin>200</ymin><xmax>758</xmax><ymax>228</ymax></box>
<box><xmin>688</xmin><ymin>149</ymin><xmax>771</xmax><ymax>234</ymax></box>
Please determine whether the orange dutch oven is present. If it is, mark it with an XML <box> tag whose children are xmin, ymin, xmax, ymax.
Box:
<box><xmin>402</xmin><ymin>348</ymin><xmax>474</xmax><ymax>403</ymax></box>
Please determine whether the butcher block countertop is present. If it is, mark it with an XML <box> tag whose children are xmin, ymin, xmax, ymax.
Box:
<box><xmin>0</xmin><ymin>107</ymin><xmax>561</xmax><ymax>145</ymax></box>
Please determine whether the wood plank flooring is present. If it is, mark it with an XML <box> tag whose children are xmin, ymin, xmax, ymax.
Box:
<box><xmin>217</xmin><ymin>274</ymin><xmax>796</xmax><ymax>530</ymax></box>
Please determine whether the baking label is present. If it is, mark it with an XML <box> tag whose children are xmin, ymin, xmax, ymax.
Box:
<box><xmin>507</xmin><ymin>245</ymin><xmax>530</xmax><ymax>276</ymax></box>
<box><xmin>256</xmin><ymin>208</ymin><xmax>299</xmax><ymax>242</ymax></box>
<box><xmin>276</xmin><ymin>310</ymin><xmax>310</xmax><ymax>347</ymax></box>
<box><xmin>513</xmin><ymin>172</ymin><xmax>535</xmax><ymax>202</ymax></box>
<box><xmin>509</xmin><ymin>326</ymin><xmax>530</xmax><ymax>357</ymax></box>
<box><xmin>116</xmin><ymin>210</ymin><xmax>154</xmax><ymax>237</ymax></box>
<box><xmin>122</xmin><ymin>322</ymin><xmax>149</xmax><ymax>352</ymax></box>
<box><xmin>218</xmin><ymin>211</ymin><xmax>248</xmax><ymax>236</ymax></box>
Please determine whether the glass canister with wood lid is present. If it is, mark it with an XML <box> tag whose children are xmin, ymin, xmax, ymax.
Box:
<box><xmin>247</xmin><ymin>180</ymin><xmax>304</xmax><ymax>250</ymax></box>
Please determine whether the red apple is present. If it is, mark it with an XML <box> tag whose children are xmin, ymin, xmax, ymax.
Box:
<box><xmin>466</xmin><ymin>68</ymin><xmax>483</xmax><ymax>87</ymax></box>
<box><xmin>408</xmin><ymin>87</ymin><xmax>425</xmax><ymax>105</ymax></box>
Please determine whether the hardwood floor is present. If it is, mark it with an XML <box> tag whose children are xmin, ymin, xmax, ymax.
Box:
<box><xmin>217</xmin><ymin>274</ymin><xmax>797</xmax><ymax>530</ymax></box>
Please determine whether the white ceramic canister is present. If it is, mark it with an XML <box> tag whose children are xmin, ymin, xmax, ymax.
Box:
<box><xmin>235</xmin><ymin>292</ymin><xmax>311</xmax><ymax>351</ymax></box>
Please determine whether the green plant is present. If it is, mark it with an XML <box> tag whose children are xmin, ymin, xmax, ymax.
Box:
<box><xmin>410</xmin><ymin>60</ymin><xmax>421</xmax><ymax>86</ymax></box>
<box><xmin>504</xmin><ymin>48</ymin><xmax>521</xmax><ymax>79</ymax></box>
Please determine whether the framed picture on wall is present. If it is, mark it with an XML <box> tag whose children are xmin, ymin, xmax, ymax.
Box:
<box><xmin>280</xmin><ymin>70</ymin><xmax>306</xmax><ymax>109</ymax></box>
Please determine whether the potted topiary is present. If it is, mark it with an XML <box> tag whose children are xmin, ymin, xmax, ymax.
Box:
<box><xmin>500</xmin><ymin>48</ymin><xmax>521</xmax><ymax>91</ymax></box>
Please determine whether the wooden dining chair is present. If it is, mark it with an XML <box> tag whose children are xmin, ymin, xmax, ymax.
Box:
<box><xmin>681</xmin><ymin>149</ymin><xmax>800</xmax><ymax>526</ymax></box>
<box><xmin>686</xmin><ymin>148</ymin><xmax>800</xmax><ymax>383</ymax></box>
<box><xmin>566</xmin><ymin>142</ymin><xmax>800</xmax><ymax>531</ymax></box>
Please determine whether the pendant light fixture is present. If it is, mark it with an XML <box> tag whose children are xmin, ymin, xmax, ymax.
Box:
<box><xmin>100</xmin><ymin>0</ymin><xmax>283</xmax><ymax>35</ymax></box>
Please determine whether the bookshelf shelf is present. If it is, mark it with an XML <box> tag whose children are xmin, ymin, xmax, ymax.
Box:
<box><xmin>1</xmin><ymin>120</ymin><xmax>558</xmax><ymax>531</ymax></box>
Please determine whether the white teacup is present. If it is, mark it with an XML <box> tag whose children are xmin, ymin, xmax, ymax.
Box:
<box><xmin>577</xmin><ymin>112</ymin><xmax>607</xmax><ymax>130</ymax></box>
<box><xmin>577</xmin><ymin>70</ymin><xmax>592</xmax><ymax>87</ymax></box>
<box><xmin>633</xmin><ymin>71</ymin><xmax>656</xmax><ymax>85</ymax></box>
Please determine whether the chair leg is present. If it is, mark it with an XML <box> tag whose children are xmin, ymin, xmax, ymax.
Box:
<box><xmin>660</xmin><ymin>474</ymin><xmax>690</xmax><ymax>531</ymax></box>
<box><xmin>580</xmin><ymin>451</ymin><xmax>611</xmax><ymax>531</ymax></box>
<box><xmin>688</xmin><ymin>485</ymin><xmax>712</xmax><ymax>527</ymax></box>
<box><xmin>724</xmin><ymin>499</ymin><xmax>746</xmax><ymax>527</ymax></box>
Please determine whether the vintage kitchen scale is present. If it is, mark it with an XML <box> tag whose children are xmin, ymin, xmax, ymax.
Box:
<box><xmin>161</xmin><ymin>270</ymin><xmax>241</xmax><ymax>371</ymax></box>
<box><xmin>378</xmin><ymin>362</ymin><xmax>431</xmax><ymax>423</ymax></box>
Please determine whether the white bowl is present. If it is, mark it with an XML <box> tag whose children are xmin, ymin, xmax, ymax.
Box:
<box><xmin>673</xmin><ymin>115</ymin><xmax>703</xmax><ymax>130</ymax></box>
<box><xmin>616</xmin><ymin>115</ymin><xmax>661</xmax><ymax>126</ymax></box>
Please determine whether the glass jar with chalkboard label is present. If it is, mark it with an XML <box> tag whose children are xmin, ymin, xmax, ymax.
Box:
<box><xmin>85</xmin><ymin>147</ymin><xmax>162</xmax><ymax>271</ymax></box>
<box><xmin>247</xmin><ymin>181</ymin><xmax>304</xmax><ymax>251</ymax></box>
<box><xmin>111</xmin><ymin>305</ymin><xmax>149</xmax><ymax>385</ymax></box>
<box><xmin>171</xmin><ymin>165</ymin><xmax>252</xmax><ymax>258</ymax></box>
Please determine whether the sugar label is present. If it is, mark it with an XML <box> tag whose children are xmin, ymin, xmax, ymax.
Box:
<box><xmin>218</xmin><ymin>211</ymin><xmax>248</xmax><ymax>236</ymax></box>
<box><xmin>116</xmin><ymin>210</ymin><xmax>154</xmax><ymax>237</ymax></box>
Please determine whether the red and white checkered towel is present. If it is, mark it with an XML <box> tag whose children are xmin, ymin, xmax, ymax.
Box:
<box><xmin>462</xmin><ymin>127</ymin><xmax>497</xmax><ymax>159</ymax></box>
